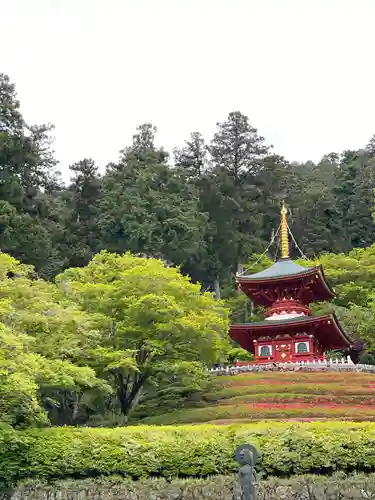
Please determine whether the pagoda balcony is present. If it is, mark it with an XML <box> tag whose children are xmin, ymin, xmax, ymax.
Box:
<box><xmin>265</xmin><ymin>298</ymin><xmax>312</xmax><ymax>320</ymax></box>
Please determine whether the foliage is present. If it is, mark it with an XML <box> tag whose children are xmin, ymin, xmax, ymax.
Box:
<box><xmin>98</xmin><ymin>131</ymin><xmax>208</xmax><ymax>270</ymax></box>
<box><xmin>57</xmin><ymin>251</ymin><xmax>229</xmax><ymax>418</ymax></box>
<box><xmin>0</xmin><ymin>253</ymin><xmax>109</xmax><ymax>427</ymax></box>
<box><xmin>62</xmin><ymin>158</ymin><xmax>102</xmax><ymax>268</ymax></box>
<box><xmin>3</xmin><ymin>423</ymin><xmax>375</xmax><ymax>484</ymax></box>
<box><xmin>0</xmin><ymin>250</ymin><xmax>229</xmax><ymax>427</ymax></box>
<box><xmin>0</xmin><ymin>73</ymin><xmax>64</xmax><ymax>278</ymax></box>
<box><xmin>4</xmin><ymin>72</ymin><xmax>375</xmax><ymax>426</ymax></box>
<box><xmin>129</xmin><ymin>361</ymin><xmax>212</xmax><ymax>421</ymax></box>
<box><xmin>2</xmin><ymin>72</ymin><xmax>375</xmax><ymax>295</ymax></box>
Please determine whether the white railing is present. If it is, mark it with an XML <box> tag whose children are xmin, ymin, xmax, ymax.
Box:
<box><xmin>209</xmin><ymin>357</ymin><xmax>375</xmax><ymax>375</ymax></box>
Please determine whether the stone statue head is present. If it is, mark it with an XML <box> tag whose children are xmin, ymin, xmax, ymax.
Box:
<box><xmin>235</xmin><ymin>444</ymin><xmax>259</xmax><ymax>466</ymax></box>
<box><xmin>238</xmin><ymin>448</ymin><xmax>253</xmax><ymax>465</ymax></box>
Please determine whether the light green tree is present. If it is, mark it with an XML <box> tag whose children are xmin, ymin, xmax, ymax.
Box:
<box><xmin>0</xmin><ymin>253</ymin><xmax>110</xmax><ymax>427</ymax></box>
<box><xmin>57</xmin><ymin>251</ymin><xmax>229</xmax><ymax>418</ymax></box>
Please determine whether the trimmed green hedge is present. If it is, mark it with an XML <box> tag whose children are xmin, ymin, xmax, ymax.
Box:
<box><xmin>2</xmin><ymin>422</ymin><xmax>375</xmax><ymax>485</ymax></box>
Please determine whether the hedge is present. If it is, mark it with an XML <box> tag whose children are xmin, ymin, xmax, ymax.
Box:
<box><xmin>7</xmin><ymin>473</ymin><xmax>375</xmax><ymax>500</ymax></box>
<box><xmin>205</xmin><ymin>383</ymin><xmax>374</xmax><ymax>401</ymax></box>
<box><xmin>143</xmin><ymin>405</ymin><xmax>375</xmax><ymax>424</ymax></box>
<box><xmin>218</xmin><ymin>372</ymin><xmax>375</xmax><ymax>382</ymax></box>
<box><xmin>217</xmin><ymin>393</ymin><xmax>375</xmax><ymax>405</ymax></box>
<box><xmin>3</xmin><ymin>422</ymin><xmax>375</xmax><ymax>485</ymax></box>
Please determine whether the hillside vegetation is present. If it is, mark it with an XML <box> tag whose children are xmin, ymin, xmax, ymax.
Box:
<box><xmin>4</xmin><ymin>72</ymin><xmax>375</xmax><ymax>428</ymax></box>
<box><xmin>142</xmin><ymin>371</ymin><xmax>375</xmax><ymax>424</ymax></box>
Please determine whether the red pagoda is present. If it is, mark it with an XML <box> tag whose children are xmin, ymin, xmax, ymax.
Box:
<box><xmin>229</xmin><ymin>203</ymin><xmax>352</xmax><ymax>364</ymax></box>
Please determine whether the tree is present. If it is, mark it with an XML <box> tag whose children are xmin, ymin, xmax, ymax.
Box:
<box><xmin>56</xmin><ymin>251</ymin><xmax>229</xmax><ymax>418</ymax></box>
<box><xmin>99</xmin><ymin>127</ymin><xmax>208</xmax><ymax>269</ymax></box>
<box><xmin>253</xmin><ymin>154</ymin><xmax>296</xmax><ymax>248</ymax></box>
<box><xmin>120</xmin><ymin>123</ymin><xmax>158</xmax><ymax>161</ymax></box>
<box><xmin>332</xmin><ymin>151</ymin><xmax>375</xmax><ymax>252</ymax></box>
<box><xmin>130</xmin><ymin>361</ymin><xmax>212</xmax><ymax>421</ymax></box>
<box><xmin>173</xmin><ymin>132</ymin><xmax>209</xmax><ymax>176</ymax></box>
<box><xmin>0</xmin><ymin>73</ymin><xmax>60</xmax><ymax>202</ymax></box>
<box><xmin>366</xmin><ymin>135</ymin><xmax>375</xmax><ymax>157</ymax></box>
<box><xmin>0</xmin><ymin>73</ymin><xmax>65</xmax><ymax>278</ymax></box>
<box><xmin>193</xmin><ymin>111</ymin><xmax>272</xmax><ymax>294</ymax></box>
<box><xmin>298</xmin><ymin>246</ymin><xmax>375</xmax><ymax>308</ymax></box>
<box><xmin>0</xmin><ymin>253</ymin><xmax>110</xmax><ymax>427</ymax></box>
<box><xmin>209</xmin><ymin>111</ymin><xmax>270</xmax><ymax>177</ymax></box>
<box><xmin>0</xmin><ymin>325</ymin><xmax>49</xmax><ymax>427</ymax></box>
<box><xmin>63</xmin><ymin>159</ymin><xmax>102</xmax><ymax>268</ymax></box>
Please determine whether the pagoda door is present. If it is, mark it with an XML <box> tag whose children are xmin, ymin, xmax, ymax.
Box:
<box><xmin>274</xmin><ymin>341</ymin><xmax>292</xmax><ymax>362</ymax></box>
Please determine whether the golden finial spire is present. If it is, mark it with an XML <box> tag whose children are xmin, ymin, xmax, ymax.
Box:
<box><xmin>280</xmin><ymin>201</ymin><xmax>289</xmax><ymax>259</ymax></box>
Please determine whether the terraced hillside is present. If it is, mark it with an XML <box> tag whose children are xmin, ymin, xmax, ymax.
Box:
<box><xmin>143</xmin><ymin>371</ymin><xmax>375</xmax><ymax>425</ymax></box>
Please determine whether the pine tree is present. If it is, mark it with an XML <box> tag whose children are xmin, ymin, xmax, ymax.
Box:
<box><xmin>0</xmin><ymin>73</ymin><xmax>64</xmax><ymax>277</ymax></box>
<box><xmin>173</xmin><ymin>132</ymin><xmax>209</xmax><ymax>176</ymax></box>
<box><xmin>209</xmin><ymin>111</ymin><xmax>270</xmax><ymax>177</ymax></box>
<box><xmin>98</xmin><ymin>125</ymin><xmax>207</xmax><ymax>268</ymax></box>
<box><xmin>62</xmin><ymin>159</ymin><xmax>102</xmax><ymax>268</ymax></box>
<box><xmin>332</xmin><ymin>151</ymin><xmax>375</xmax><ymax>251</ymax></box>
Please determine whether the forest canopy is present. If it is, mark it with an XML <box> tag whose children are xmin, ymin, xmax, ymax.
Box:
<box><xmin>1</xmin><ymin>72</ymin><xmax>375</xmax><ymax>292</ymax></box>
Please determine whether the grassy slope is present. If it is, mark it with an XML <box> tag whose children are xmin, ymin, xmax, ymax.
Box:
<box><xmin>143</xmin><ymin>371</ymin><xmax>375</xmax><ymax>424</ymax></box>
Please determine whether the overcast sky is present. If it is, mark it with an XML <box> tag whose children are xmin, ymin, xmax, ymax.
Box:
<box><xmin>1</xmin><ymin>0</ymin><xmax>375</xmax><ymax>180</ymax></box>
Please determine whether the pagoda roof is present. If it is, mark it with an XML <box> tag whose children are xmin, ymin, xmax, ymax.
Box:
<box><xmin>238</xmin><ymin>259</ymin><xmax>316</xmax><ymax>281</ymax></box>
<box><xmin>237</xmin><ymin>259</ymin><xmax>335</xmax><ymax>305</ymax></box>
<box><xmin>229</xmin><ymin>314</ymin><xmax>352</xmax><ymax>353</ymax></box>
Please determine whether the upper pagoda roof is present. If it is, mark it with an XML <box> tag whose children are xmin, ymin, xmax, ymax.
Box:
<box><xmin>238</xmin><ymin>258</ymin><xmax>317</xmax><ymax>281</ymax></box>
<box><xmin>236</xmin><ymin>203</ymin><xmax>335</xmax><ymax>305</ymax></box>
<box><xmin>237</xmin><ymin>259</ymin><xmax>335</xmax><ymax>305</ymax></box>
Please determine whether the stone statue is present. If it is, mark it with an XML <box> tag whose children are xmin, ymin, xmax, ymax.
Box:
<box><xmin>234</xmin><ymin>444</ymin><xmax>260</xmax><ymax>500</ymax></box>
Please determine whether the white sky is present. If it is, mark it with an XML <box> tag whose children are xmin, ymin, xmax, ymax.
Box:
<box><xmin>1</xmin><ymin>0</ymin><xmax>375</xmax><ymax>180</ymax></box>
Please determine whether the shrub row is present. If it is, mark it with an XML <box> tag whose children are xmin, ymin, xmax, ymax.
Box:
<box><xmin>205</xmin><ymin>383</ymin><xmax>375</xmax><ymax>402</ymax></box>
<box><xmin>2</xmin><ymin>423</ymin><xmax>375</xmax><ymax>485</ymax></box>
<box><xmin>7</xmin><ymin>473</ymin><xmax>375</xmax><ymax>500</ymax></box>
<box><xmin>217</xmin><ymin>393</ymin><xmax>375</xmax><ymax>405</ymax></box>
<box><xmin>144</xmin><ymin>405</ymin><xmax>375</xmax><ymax>424</ymax></box>
<box><xmin>218</xmin><ymin>372</ymin><xmax>375</xmax><ymax>386</ymax></box>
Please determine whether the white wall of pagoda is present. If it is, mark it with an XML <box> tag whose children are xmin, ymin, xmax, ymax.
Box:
<box><xmin>266</xmin><ymin>311</ymin><xmax>307</xmax><ymax>321</ymax></box>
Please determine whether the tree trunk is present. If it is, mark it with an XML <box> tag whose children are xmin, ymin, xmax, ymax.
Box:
<box><xmin>213</xmin><ymin>276</ymin><xmax>221</xmax><ymax>300</ymax></box>
<box><xmin>117</xmin><ymin>372</ymin><xmax>148</xmax><ymax>418</ymax></box>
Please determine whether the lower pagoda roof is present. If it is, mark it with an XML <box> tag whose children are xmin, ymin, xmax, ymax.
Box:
<box><xmin>229</xmin><ymin>314</ymin><xmax>352</xmax><ymax>354</ymax></box>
